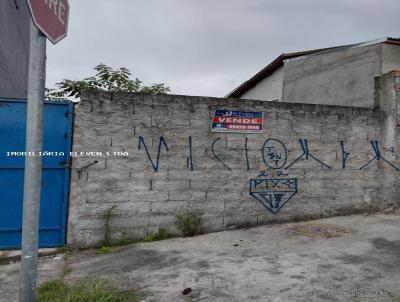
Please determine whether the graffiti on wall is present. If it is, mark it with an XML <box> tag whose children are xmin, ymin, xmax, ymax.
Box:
<box><xmin>261</xmin><ymin>139</ymin><xmax>287</xmax><ymax>169</ymax></box>
<box><xmin>285</xmin><ymin>139</ymin><xmax>331</xmax><ymax>169</ymax></box>
<box><xmin>137</xmin><ymin>136</ymin><xmax>399</xmax><ymax>172</ymax></box>
<box><xmin>138</xmin><ymin>136</ymin><xmax>169</xmax><ymax>172</ymax></box>
<box><xmin>211</xmin><ymin>137</ymin><xmax>232</xmax><ymax>171</ymax></box>
<box><xmin>359</xmin><ymin>140</ymin><xmax>399</xmax><ymax>171</ymax></box>
<box><xmin>249</xmin><ymin>174</ymin><xmax>298</xmax><ymax>214</ymax></box>
<box><xmin>137</xmin><ymin>135</ymin><xmax>399</xmax><ymax>214</ymax></box>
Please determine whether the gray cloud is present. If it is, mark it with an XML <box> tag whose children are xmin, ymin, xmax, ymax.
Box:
<box><xmin>46</xmin><ymin>0</ymin><xmax>400</xmax><ymax>97</ymax></box>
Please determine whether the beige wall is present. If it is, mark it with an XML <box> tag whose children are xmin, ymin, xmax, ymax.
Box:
<box><xmin>382</xmin><ymin>43</ymin><xmax>400</xmax><ymax>74</ymax></box>
<box><xmin>282</xmin><ymin>44</ymin><xmax>382</xmax><ymax>107</ymax></box>
<box><xmin>239</xmin><ymin>42</ymin><xmax>400</xmax><ymax>108</ymax></box>
<box><xmin>241</xmin><ymin>67</ymin><xmax>283</xmax><ymax>101</ymax></box>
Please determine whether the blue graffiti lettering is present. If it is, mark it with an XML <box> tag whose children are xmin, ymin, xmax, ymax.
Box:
<box><xmin>244</xmin><ymin>137</ymin><xmax>250</xmax><ymax>170</ymax></box>
<box><xmin>285</xmin><ymin>139</ymin><xmax>331</xmax><ymax>169</ymax></box>
<box><xmin>211</xmin><ymin>137</ymin><xmax>231</xmax><ymax>171</ymax></box>
<box><xmin>359</xmin><ymin>140</ymin><xmax>399</xmax><ymax>171</ymax></box>
<box><xmin>138</xmin><ymin>136</ymin><xmax>169</xmax><ymax>172</ymax></box>
<box><xmin>258</xmin><ymin>171</ymin><xmax>268</xmax><ymax>177</ymax></box>
<box><xmin>277</xmin><ymin>170</ymin><xmax>288</xmax><ymax>176</ymax></box>
<box><xmin>187</xmin><ymin>136</ymin><xmax>194</xmax><ymax>171</ymax></box>
<box><xmin>261</xmin><ymin>139</ymin><xmax>288</xmax><ymax>169</ymax></box>
<box><xmin>340</xmin><ymin>141</ymin><xmax>350</xmax><ymax>169</ymax></box>
<box><xmin>249</xmin><ymin>178</ymin><xmax>298</xmax><ymax>214</ymax></box>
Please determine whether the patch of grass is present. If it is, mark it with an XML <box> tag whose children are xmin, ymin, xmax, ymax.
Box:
<box><xmin>143</xmin><ymin>227</ymin><xmax>170</xmax><ymax>242</ymax></box>
<box><xmin>0</xmin><ymin>251</ymin><xmax>10</xmax><ymax>265</ymax></box>
<box><xmin>0</xmin><ymin>251</ymin><xmax>10</xmax><ymax>258</ymax></box>
<box><xmin>175</xmin><ymin>210</ymin><xmax>204</xmax><ymax>237</ymax></box>
<box><xmin>97</xmin><ymin>246</ymin><xmax>112</xmax><ymax>254</ymax></box>
<box><xmin>36</xmin><ymin>279</ymin><xmax>142</xmax><ymax>302</ymax></box>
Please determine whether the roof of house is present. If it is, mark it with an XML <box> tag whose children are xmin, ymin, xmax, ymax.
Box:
<box><xmin>226</xmin><ymin>37</ymin><xmax>400</xmax><ymax>98</ymax></box>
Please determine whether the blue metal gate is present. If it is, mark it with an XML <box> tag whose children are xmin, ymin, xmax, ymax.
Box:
<box><xmin>0</xmin><ymin>99</ymin><xmax>73</xmax><ymax>249</ymax></box>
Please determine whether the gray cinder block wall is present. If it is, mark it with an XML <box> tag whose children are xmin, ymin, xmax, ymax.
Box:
<box><xmin>68</xmin><ymin>71</ymin><xmax>400</xmax><ymax>248</ymax></box>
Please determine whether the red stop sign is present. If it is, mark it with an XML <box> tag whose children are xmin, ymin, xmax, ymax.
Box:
<box><xmin>27</xmin><ymin>0</ymin><xmax>70</xmax><ymax>44</ymax></box>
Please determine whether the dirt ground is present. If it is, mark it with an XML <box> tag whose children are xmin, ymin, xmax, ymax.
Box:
<box><xmin>1</xmin><ymin>213</ymin><xmax>400</xmax><ymax>302</ymax></box>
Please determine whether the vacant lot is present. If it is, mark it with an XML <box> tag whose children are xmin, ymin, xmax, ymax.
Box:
<box><xmin>1</xmin><ymin>213</ymin><xmax>400</xmax><ymax>302</ymax></box>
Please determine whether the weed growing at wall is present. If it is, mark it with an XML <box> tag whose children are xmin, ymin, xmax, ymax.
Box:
<box><xmin>143</xmin><ymin>227</ymin><xmax>170</xmax><ymax>242</ymax></box>
<box><xmin>56</xmin><ymin>245</ymin><xmax>73</xmax><ymax>254</ymax></box>
<box><xmin>175</xmin><ymin>210</ymin><xmax>204</xmax><ymax>236</ymax></box>
<box><xmin>116</xmin><ymin>231</ymin><xmax>130</xmax><ymax>246</ymax></box>
<box><xmin>102</xmin><ymin>205</ymin><xmax>117</xmax><ymax>247</ymax></box>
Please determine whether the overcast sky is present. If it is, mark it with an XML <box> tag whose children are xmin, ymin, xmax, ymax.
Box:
<box><xmin>46</xmin><ymin>0</ymin><xmax>400</xmax><ymax>97</ymax></box>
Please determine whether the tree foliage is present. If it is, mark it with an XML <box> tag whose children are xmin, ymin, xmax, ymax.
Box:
<box><xmin>46</xmin><ymin>63</ymin><xmax>170</xmax><ymax>99</ymax></box>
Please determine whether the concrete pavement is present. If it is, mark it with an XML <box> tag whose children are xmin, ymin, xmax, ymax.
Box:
<box><xmin>1</xmin><ymin>213</ymin><xmax>400</xmax><ymax>301</ymax></box>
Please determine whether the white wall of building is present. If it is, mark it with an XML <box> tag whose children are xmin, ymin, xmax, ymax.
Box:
<box><xmin>382</xmin><ymin>43</ymin><xmax>400</xmax><ymax>74</ymax></box>
<box><xmin>282</xmin><ymin>44</ymin><xmax>382</xmax><ymax>108</ymax></box>
<box><xmin>238</xmin><ymin>42</ymin><xmax>400</xmax><ymax>108</ymax></box>
<box><xmin>240</xmin><ymin>66</ymin><xmax>283</xmax><ymax>101</ymax></box>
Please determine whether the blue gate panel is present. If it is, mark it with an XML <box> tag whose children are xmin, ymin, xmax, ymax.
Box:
<box><xmin>0</xmin><ymin>99</ymin><xmax>73</xmax><ymax>249</ymax></box>
<box><xmin>0</xmin><ymin>169</ymin><xmax>23</xmax><ymax>229</ymax></box>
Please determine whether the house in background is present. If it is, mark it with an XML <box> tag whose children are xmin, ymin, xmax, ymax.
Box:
<box><xmin>0</xmin><ymin>0</ymin><xmax>30</xmax><ymax>99</ymax></box>
<box><xmin>226</xmin><ymin>38</ymin><xmax>400</xmax><ymax>108</ymax></box>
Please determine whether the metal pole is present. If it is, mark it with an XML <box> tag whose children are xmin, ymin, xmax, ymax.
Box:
<box><xmin>19</xmin><ymin>19</ymin><xmax>46</xmax><ymax>302</ymax></box>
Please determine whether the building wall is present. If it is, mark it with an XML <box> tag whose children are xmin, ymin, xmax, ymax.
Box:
<box><xmin>68</xmin><ymin>73</ymin><xmax>400</xmax><ymax>247</ymax></box>
<box><xmin>240</xmin><ymin>66</ymin><xmax>283</xmax><ymax>101</ymax></box>
<box><xmin>382</xmin><ymin>43</ymin><xmax>400</xmax><ymax>74</ymax></box>
<box><xmin>0</xmin><ymin>0</ymin><xmax>30</xmax><ymax>99</ymax></box>
<box><xmin>282</xmin><ymin>44</ymin><xmax>382</xmax><ymax>108</ymax></box>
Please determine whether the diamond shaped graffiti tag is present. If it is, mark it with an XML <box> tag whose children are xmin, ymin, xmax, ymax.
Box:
<box><xmin>250</xmin><ymin>178</ymin><xmax>298</xmax><ymax>214</ymax></box>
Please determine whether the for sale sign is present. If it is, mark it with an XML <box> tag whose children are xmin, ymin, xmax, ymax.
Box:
<box><xmin>211</xmin><ymin>110</ymin><xmax>264</xmax><ymax>133</ymax></box>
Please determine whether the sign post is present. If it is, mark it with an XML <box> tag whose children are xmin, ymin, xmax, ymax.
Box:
<box><xmin>19</xmin><ymin>20</ymin><xmax>46</xmax><ymax>302</ymax></box>
<box><xmin>20</xmin><ymin>1</ymin><xmax>69</xmax><ymax>301</ymax></box>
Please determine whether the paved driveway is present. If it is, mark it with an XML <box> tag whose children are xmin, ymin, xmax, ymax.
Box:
<box><xmin>1</xmin><ymin>213</ymin><xmax>400</xmax><ymax>302</ymax></box>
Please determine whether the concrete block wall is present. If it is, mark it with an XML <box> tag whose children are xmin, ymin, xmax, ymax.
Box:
<box><xmin>68</xmin><ymin>72</ymin><xmax>400</xmax><ymax>247</ymax></box>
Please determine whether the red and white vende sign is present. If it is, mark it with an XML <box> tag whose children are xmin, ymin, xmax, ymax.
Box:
<box><xmin>27</xmin><ymin>0</ymin><xmax>70</xmax><ymax>44</ymax></box>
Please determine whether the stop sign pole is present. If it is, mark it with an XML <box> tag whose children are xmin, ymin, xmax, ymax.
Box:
<box><xmin>19</xmin><ymin>20</ymin><xmax>46</xmax><ymax>302</ymax></box>
<box><xmin>20</xmin><ymin>1</ymin><xmax>69</xmax><ymax>302</ymax></box>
